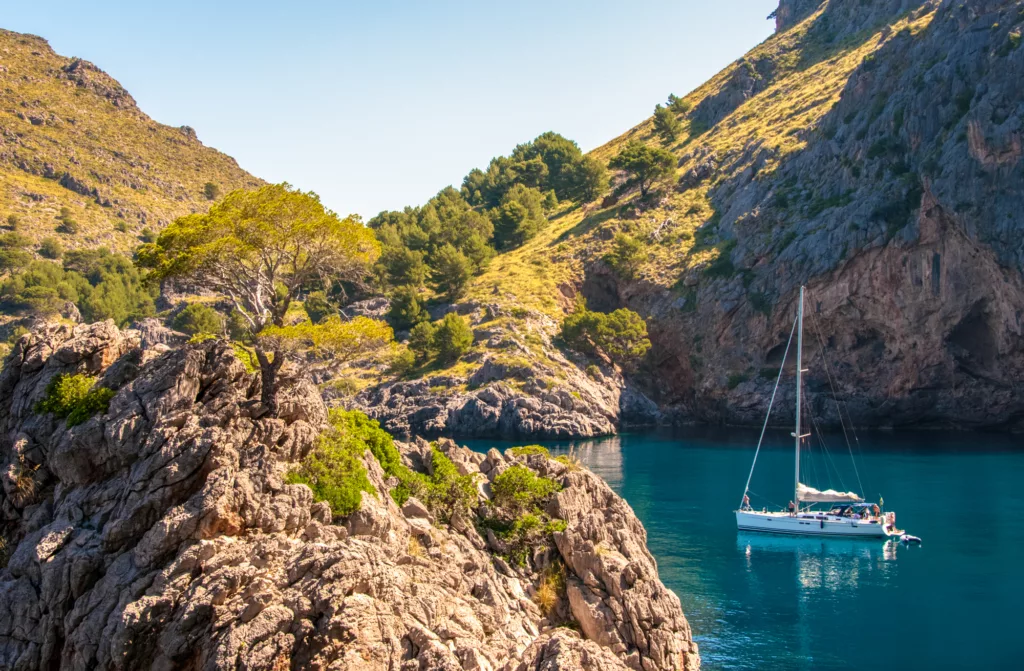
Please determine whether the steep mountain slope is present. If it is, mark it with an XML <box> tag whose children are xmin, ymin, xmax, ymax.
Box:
<box><xmin>357</xmin><ymin>0</ymin><xmax>1024</xmax><ymax>434</ymax></box>
<box><xmin>0</xmin><ymin>29</ymin><xmax>261</xmax><ymax>250</ymax></box>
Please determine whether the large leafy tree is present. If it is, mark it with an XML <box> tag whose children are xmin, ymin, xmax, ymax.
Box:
<box><xmin>139</xmin><ymin>183</ymin><xmax>381</xmax><ymax>414</ymax></box>
<box><xmin>609</xmin><ymin>141</ymin><xmax>676</xmax><ymax>198</ymax></box>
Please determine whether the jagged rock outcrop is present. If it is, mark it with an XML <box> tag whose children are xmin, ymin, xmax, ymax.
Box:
<box><xmin>352</xmin><ymin>304</ymin><xmax>657</xmax><ymax>439</ymax></box>
<box><xmin>0</xmin><ymin>322</ymin><xmax>698</xmax><ymax>670</ymax></box>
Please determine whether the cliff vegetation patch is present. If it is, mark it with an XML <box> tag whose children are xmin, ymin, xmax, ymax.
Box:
<box><xmin>34</xmin><ymin>373</ymin><xmax>115</xmax><ymax>427</ymax></box>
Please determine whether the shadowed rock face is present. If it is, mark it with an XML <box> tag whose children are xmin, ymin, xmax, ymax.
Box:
<box><xmin>608</xmin><ymin>0</ymin><xmax>1024</xmax><ymax>431</ymax></box>
<box><xmin>350</xmin><ymin>303</ymin><xmax>658</xmax><ymax>440</ymax></box>
<box><xmin>772</xmin><ymin>0</ymin><xmax>823</xmax><ymax>32</ymax></box>
<box><xmin>0</xmin><ymin>322</ymin><xmax>698</xmax><ymax>670</ymax></box>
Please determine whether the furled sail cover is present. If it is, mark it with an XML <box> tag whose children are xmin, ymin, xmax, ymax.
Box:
<box><xmin>798</xmin><ymin>483</ymin><xmax>864</xmax><ymax>503</ymax></box>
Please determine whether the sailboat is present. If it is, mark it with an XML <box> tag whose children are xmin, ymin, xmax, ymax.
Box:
<box><xmin>735</xmin><ymin>286</ymin><xmax>904</xmax><ymax>538</ymax></box>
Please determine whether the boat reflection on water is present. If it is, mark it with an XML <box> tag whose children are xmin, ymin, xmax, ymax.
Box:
<box><xmin>737</xmin><ymin>533</ymin><xmax>901</xmax><ymax>593</ymax></box>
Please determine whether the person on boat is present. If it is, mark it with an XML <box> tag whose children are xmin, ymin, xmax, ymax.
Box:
<box><xmin>742</xmin><ymin>494</ymin><xmax>751</xmax><ymax>510</ymax></box>
<box><xmin>788</xmin><ymin>500</ymin><xmax>796</xmax><ymax>515</ymax></box>
<box><xmin>872</xmin><ymin>503</ymin><xmax>880</xmax><ymax>518</ymax></box>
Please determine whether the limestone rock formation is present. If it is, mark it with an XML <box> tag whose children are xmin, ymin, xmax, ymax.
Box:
<box><xmin>352</xmin><ymin>303</ymin><xmax>656</xmax><ymax>439</ymax></box>
<box><xmin>0</xmin><ymin>322</ymin><xmax>698</xmax><ymax>670</ymax></box>
<box><xmin>640</xmin><ymin>0</ymin><xmax>1024</xmax><ymax>430</ymax></box>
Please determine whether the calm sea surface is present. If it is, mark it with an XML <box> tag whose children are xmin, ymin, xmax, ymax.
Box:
<box><xmin>464</xmin><ymin>428</ymin><xmax>1024</xmax><ymax>670</ymax></box>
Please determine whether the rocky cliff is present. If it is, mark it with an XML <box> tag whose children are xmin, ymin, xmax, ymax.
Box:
<box><xmin>349</xmin><ymin>301</ymin><xmax>658</xmax><ymax>440</ymax></box>
<box><xmin>0</xmin><ymin>322</ymin><xmax>698</xmax><ymax>670</ymax></box>
<box><xmin>355</xmin><ymin>0</ymin><xmax>1024</xmax><ymax>435</ymax></box>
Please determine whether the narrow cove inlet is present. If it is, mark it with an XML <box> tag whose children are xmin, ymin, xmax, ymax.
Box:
<box><xmin>4</xmin><ymin>0</ymin><xmax>1024</xmax><ymax>669</ymax></box>
<box><xmin>466</xmin><ymin>429</ymin><xmax>1024</xmax><ymax>670</ymax></box>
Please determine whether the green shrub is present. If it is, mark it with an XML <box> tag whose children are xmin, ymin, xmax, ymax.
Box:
<box><xmin>704</xmin><ymin>251</ymin><xmax>735</xmax><ymax>279</ymax></box>
<box><xmin>544</xmin><ymin>518</ymin><xmax>568</xmax><ymax>534</ymax></box>
<box><xmin>139</xmin><ymin>227</ymin><xmax>157</xmax><ymax>243</ymax></box>
<box><xmin>285</xmin><ymin>409</ymin><xmax>377</xmax><ymax>518</ymax></box>
<box><xmin>433</xmin><ymin>312</ymin><xmax>473</xmax><ymax>363</ymax></box>
<box><xmin>727</xmin><ymin>373</ymin><xmax>748</xmax><ymax>390</ymax></box>
<box><xmin>338</xmin><ymin>410</ymin><xmax>400</xmax><ymax>474</ymax></box>
<box><xmin>38</xmin><ymin>237</ymin><xmax>63</xmax><ymax>260</ymax></box>
<box><xmin>232</xmin><ymin>343</ymin><xmax>259</xmax><ymax>372</ymax></box>
<box><xmin>35</xmin><ymin>373</ymin><xmax>115</xmax><ymax>427</ymax></box>
<box><xmin>172</xmin><ymin>302</ymin><xmax>224</xmax><ymax>336</ymax></box>
<box><xmin>585</xmin><ymin>364</ymin><xmax>601</xmax><ymax>379</ymax></box>
<box><xmin>0</xmin><ymin>232</ymin><xmax>31</xmax><ymax>249</ymax></box>
<box><xmin>608</xmin><ymin>141</ymin><xmax>675</xmax><ymax>198</ymax></box>
<box><xmin>114</xmin><ymin>220</ymin><xmax>129</xmax><ymax>233</ymax></box>
<box><xmin>388</xmin><ymin>346</ymin><xmax>416</xmax><ymax>376</ymax></box>
<box><xmin>6</xmin><ymin>214</ymin><xmax>19</xmax><ymax>230</ymax></box>
<box><xmin>319</xmin><ymin>409</ymin><xmax>431</xmax><ymax>508</ymax></box>
<box><xmin>503</xmin><ymin>512</ymin><xmax>544</xmax><ymax>566</ymax></box>
<box><xmin>430</xmin><ymin>244</ymin><xmax>473</xmax><ymax>301</ymax></box>
<box><xmin>421</xmin><ymin>447</ymin><xmax>477</xmax><ymax>523</ymax></box>
<box><xmin>203</xmin><ymin>182</ymin><xmax>221</xmax><ymax>201</ymax></box>
<box><xmin>484</xmin><ymin>507</ymin><xmax>568</xmax><ymax>567</ymax></box>
<box><xmin>554</xmin><ymin>453</ymin><xmax>582</xmax><ymax>471</ymax></box>
<box><xmin>408</xmin><ymin>321</ymin><xmax>437</xmax><ymax>362</ymax></box>
<box><xmin>561</xmin><ymin>301</ymin><xmax>650</xmax><ymax>367</ymax></box>
<box><xmin>303</xmin><ymin>291</ymin><xmax>333</xmax><ymax>323</ymax></box>
<box><xmin>604</xmin><ymin>233</ymin><xmax>644</xmax><ymax>279</ymax></box>
<box><xmin>653</xmin><ymin>103</ymin><xmax>682</xmax><ymax>143</ymax></box>
<box><xmin>56</xmin><ymin>207</ymin><xmax>79</xmax><ymax>234</ymax></box>
<box><xmin>507</xmin><ymin>445</ymin><xmax>550</xmax><ymax>458</ymax></box>
<box><xmin>388</xmin><ymin>286</ymin><xmax>427</xmax><ymax>329</ymax></box>
<box><xmin>491</xmin><ymin>464</ymin><xmax>560</xmax><ymax>517</ymax></box>
<box><xmin>0</xmin><ymin>248</ymin><xmax>31</xmax><ymax>273</ymax></box>
<box><xmin>1</xmin><ymin>250</ymin><xmax>156</xmax><ymax>325</ymax></box>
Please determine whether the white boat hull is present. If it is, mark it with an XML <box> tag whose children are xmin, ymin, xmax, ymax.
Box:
<box><xmin>736</xmin><ymin>510</ymin><xmax>894</xmax><ymax>538</ymax></box>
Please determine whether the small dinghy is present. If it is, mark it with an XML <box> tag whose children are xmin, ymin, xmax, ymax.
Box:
<box><xmin>899</xmin><ymin>534</ymin><xmax>922</xmax><ymax>545</ymax></box>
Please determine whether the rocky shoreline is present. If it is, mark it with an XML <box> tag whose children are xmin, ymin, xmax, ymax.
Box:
<box><xmin>0</xmin><ymin>321</ymin><xmax>699</xmax><ymax>670</ymax></box>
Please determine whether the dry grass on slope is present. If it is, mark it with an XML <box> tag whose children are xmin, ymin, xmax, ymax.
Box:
<box><xmin>472</xmin><ymin>3</ymin><xmax>939</xmax><ymax>314</ymax></box>
<box><xmin>0</xmin><ymin>29</ymin><xmax>262</xmax><ymax>252</ymax></box>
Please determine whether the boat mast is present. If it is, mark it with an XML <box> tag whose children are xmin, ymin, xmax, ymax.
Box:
<box><xmin>794</xmin><ymin>286</ymin><xmax>804</xmax><ymax>512</ymax></box>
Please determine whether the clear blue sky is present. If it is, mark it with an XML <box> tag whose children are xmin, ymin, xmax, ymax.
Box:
<box><xmin>5</xmin><ymin>1</ymin><xmax>776</xmax><ymax>219</ymax></box>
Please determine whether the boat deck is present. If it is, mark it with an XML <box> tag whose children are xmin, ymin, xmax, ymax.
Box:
<box><xmin>736</xmin><ymin>510</ymin><xmax>900</xmax><ymax>537</ymax></box>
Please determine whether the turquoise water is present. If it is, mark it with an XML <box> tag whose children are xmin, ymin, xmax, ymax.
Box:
<box><xmin>465</xmin><ymin>428</ymin><xmax>1024</xmax><ymax>670</ymax></box>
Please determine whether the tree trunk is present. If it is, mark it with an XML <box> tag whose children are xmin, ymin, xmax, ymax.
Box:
<box><xmin>255</xmin><ymin>348</ymin><xmax>284</xmax><ymax>416</ymax></box>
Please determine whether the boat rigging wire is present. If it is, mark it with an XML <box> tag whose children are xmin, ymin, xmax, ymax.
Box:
<box><xmin>740</xmin><ymin>313</ymin><xmax>799</xmax><ymax>508</ymax></box>
<box><xmin>806</xmin><ymin>290</ymin><xmax>868</xmax><ymax>499</ymax></box>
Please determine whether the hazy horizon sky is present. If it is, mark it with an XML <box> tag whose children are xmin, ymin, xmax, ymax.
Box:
<box><xmin>5</xmin><ymin>1</ymin><xmax>777</xmax><ymax>219</ymax></box>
